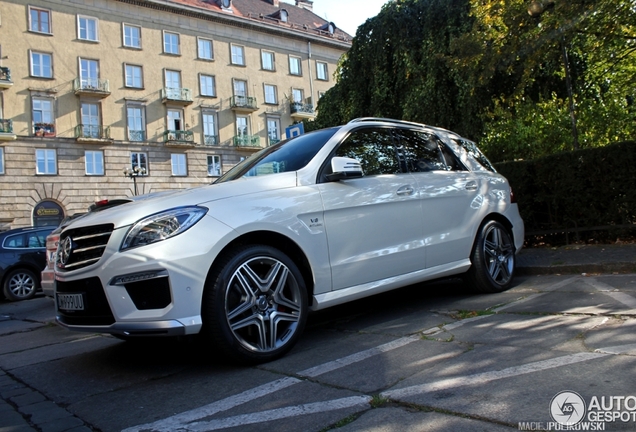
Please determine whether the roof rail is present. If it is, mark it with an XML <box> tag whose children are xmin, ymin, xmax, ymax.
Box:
<box><xmin>347</xmin><ymin>117</ymin><xmax>426</xmax><ymax>128</ymax></box>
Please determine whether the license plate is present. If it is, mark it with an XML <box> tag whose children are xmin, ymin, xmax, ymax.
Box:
<box><xmin>57</xmin><ymin>293</ymin><xmax>85</xmax><ymax>311</ymax></box>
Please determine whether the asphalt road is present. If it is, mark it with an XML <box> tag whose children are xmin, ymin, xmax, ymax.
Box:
<box><xmin>2</xmin><ymin>274</ymin><xmax>636</xmax><ymax>432</ymax></box>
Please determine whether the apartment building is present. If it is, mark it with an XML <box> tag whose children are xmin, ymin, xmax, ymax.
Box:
<box><xmin>0</xmin><ymin>0</ymin><xmax>351</xmax><ymax>229</ymax></box>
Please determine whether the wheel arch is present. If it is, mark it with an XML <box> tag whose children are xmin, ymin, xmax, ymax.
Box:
<box><xmin>469</xmin><ymin>213</ymin><xmax>516</xmax><ymax>258</ymax></box>
<box><xmin>204</xmin><ymin>230</ymin><xmax>315</xmax><ymax>306</ymax></box>
<box><xmin>1</xmin><ymin>263</ymin><xmax>43</xmax><ymax>288</ymax></box>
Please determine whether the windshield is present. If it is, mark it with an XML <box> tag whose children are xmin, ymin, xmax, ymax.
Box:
<box><xmin>216</xmin><ymin>127</ymin><xmax>340</xmax><ymax>183</ymax></box>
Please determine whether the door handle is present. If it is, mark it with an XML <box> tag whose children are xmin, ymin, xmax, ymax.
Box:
<box><xmin>465</xmin><ymin>181</ymin><xmax>478</xmax><ymax>191</ymax></box>
<box><xmin>397</xmin><ymin>185</ymin><xmax>415</xmax><ymax>196</ymax></box>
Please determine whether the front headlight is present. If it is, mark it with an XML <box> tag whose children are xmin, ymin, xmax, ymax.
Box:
<box><xmin>121</xmin><ymin>206</ymin><xmax>208</xmax><ymax>251</ymax></box>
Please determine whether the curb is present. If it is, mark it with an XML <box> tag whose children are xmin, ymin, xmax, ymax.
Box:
<box><xmin>517</xmin><ymin>262</ymin><xmax>636</xmax><ymax>276</ymax></box>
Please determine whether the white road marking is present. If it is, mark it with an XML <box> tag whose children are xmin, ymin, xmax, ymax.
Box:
<box><xmin>382</xmin><ymin>352</ymin><xmax>609</xmax><ymax>400</ymax></box>
<box><xmin>586</xmin><ymin>278</ymin><xmax>636</xmax><ymax>310</ymax></box>
<box><xmin>596</xmin><ymin>343</ymin><xmax>636</xmax><ymax>355</ymax></box>
<box><xmin>298</xmin><ymin>335</ymin><xmax>420</xmax><ymax>378</ymax></box>
<box><xmin>185</xmin><ymin>396</ymin><xmax>373</xmax><ymax>432</ymax></box>
<box><xmin>122</xmin><ymin>377</ymin><xmax>301</xmax><ymax>432</ymax></box>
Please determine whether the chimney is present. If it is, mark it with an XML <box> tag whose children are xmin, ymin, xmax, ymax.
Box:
<box><xmin>264</xmin><ymin>0</ymin><xmax>280</xmax><ymax>7</ymax></box>
<box><xmin>295</xmin><ymin>0</ymin><xmax>313</xmax><ymax>11</ymax></box>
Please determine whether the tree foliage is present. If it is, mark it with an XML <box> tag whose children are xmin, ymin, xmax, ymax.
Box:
<box><xmin>312</xmin><ymin>0</ymin><xmax>636</xmax><ymax>162</ymax></box>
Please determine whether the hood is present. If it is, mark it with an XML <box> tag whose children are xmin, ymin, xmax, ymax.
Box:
<box><xmin>65</xmin><ymin>172</ymin><xmax>298</xmax><ymax>231</ymax></box>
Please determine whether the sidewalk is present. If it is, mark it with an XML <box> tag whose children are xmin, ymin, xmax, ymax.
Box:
<box><xmin>1</xmin><ymin>244</ymin><xmax>635</xmax><ymax>432</ymax></box>
<box><xmin>516</xmin><ymin>242</ymin><xmax>636</xmax><ymax>275</ymax></box>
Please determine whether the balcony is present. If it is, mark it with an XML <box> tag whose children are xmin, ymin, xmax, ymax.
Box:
<box><xmin>164</xmin><ymin>130</ymin><xmax>195</xmax><ymax>147</ymax></box>
<box><xmin>290</xmin><ymin>102</ymin><xmax>315</xmax><ymax>120</ymax></box>
<box><xmin>230</xmin><ymin>95</ymin><xmax>258</xmax><ymax>112</ymax></box>
<box><xmin>0</xmin><ymin>119</ymin><xmax>16</xmax><ymax>141</ymax></box>
<box><xmin>34</xmin><ymin>123</ymin><xmax>56</xmax><ymax>137</ymax></box>
<box><xmin>204</xmin><ymin>134</ymin><xmax>219</xmax><ymax>146</ymax></box>
<box><xmin>0</xmin><ymin>67</ymin><xmax>12</xmax><ymax>89</ymax></box>
<box><xmin>161</xmin><ymin>88</ymin><xmax>193</xmax><ymax>105</ymax></box>
<box><xmin>74</xmin><ymin>124</ymin><xmax>112</xmax><ymax>143</ymax></box>
<box><xmin>128</xmin><ymin>130</ymin><xmax>146</xmax><ymax>142</ymax></box>
<box><xmin>233</xmin><ymin>134</ymin><xmax>261</xmax><ymax>148</ymax></box>
<box><xmin>73</xmin><ymin>78</ymin><xmax>110</xmax><ymax>98</ymax></box>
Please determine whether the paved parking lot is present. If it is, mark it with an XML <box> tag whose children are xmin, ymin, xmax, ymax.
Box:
<box><xmin>2</xmin><ymin>273</ymin><xmax>636</xmax><ymax>431</ymax></box>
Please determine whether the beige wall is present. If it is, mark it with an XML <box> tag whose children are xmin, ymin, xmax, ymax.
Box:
<box><xmin>0</xmin><ymin>0</ymin><xmax>349</xmax><ymax>228</ymax></box>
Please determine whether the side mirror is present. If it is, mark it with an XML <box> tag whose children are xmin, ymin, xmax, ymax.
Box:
<box><xmin>326</xmin><ymin>156</ymin><xmax>364</xmax><ymax>182</ymax></box>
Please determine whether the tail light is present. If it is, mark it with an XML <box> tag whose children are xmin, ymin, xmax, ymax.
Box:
<box><xmin>510</xmin><ymin>187</ymin><xmax>517</xmax><ymax>204</ymax></box>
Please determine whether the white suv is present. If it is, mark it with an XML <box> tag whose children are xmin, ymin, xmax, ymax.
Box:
<box><xmin>54</xmin><ymin>118</ymin><xmax>524</xmax><ymax>364</ymax></box>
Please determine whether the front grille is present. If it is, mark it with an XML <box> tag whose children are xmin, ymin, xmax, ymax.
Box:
<box><xmin>57</xmin><ymin>224</ymin><xmax>114</xmax><ymax>272</ymax></box>
<box><xmin>56</xmin><ymin>277</ymin><xmax>115</xmax><ymax>326</ymax></box>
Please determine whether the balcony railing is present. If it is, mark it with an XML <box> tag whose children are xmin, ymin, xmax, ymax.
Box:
<box><xmin>74</xmin><ymin>124</ymin><xmax>111</xmax><ymax>141</ymax></box>
<box><xmin>0</xmin><ymin>119</ymin><xmax>15</xmax><ymax>140</ymax></box>
<box><xmin>128</xmin><ymin>130</ymin><xmax>145</xmax><ymax>142</ymax></box>
<box><xmin>73</xmin><ymin>78</ymin><xmax>110</xmax><ymax>96</ymax></box>
<box><xmin>290</xmin><ymin>101</ymin><xmax>315</xmax><ymax>119</ymax></box>
<box><xmin>163</xmin><ymin>130</ymin><xmax>194</xmax><ymax>145</ymax></box>
<box><xmin>0</xmin><ymin>67</ymin><xmax>12</xmax><ymax>88</ymax></box>
<box><xmin>0</xmin><ymin>119</ymin><xmax>14</xmax><ymax>134</ymax></box>
<box><xmin>161</xmin><ymin>87</ymin><xmax>193</xmax><ymax>105</ymax></box>
<box><xmin>34</xmin><ymin>123</ymin><xmax>56</xmax><ymax>137</ymax></box>
<box><xmin>233</xmin><ymin>134</ymin><xmax>260</xmax><ymax>148</ymax></box>
<box><xmin>230</xmin><ymin>95</ymin><xmax>258</xmax><ymax>111</ymax></box>
<box><xmin>268</xmin><ymin>138</ymin><xmax>281</xmax><ymax>146</ymax></box>
<box><xmin>204</xmin><ymin>134</ymin><xmax>219</xmax><ymax>146</ymax></box>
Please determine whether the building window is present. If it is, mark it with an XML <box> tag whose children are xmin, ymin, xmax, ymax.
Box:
<box><xmin>29</xmin><ymin>7</ymin><xmax>51</xmax><ymax>34</ymax></box>
<box><xmin>125</xmin><ymin>64</ymin><xmax>143</xmax><ymax>88</ymax></box>
<box><xmin>316</xmin><ymin>61</ymin><xmax>328</xmax><ymax>81</ymax></box>
<box><xmin>32</xmin><ymin>97</ymin><xmax>54</xmax><ymax>135</ymax></box>
<box><xmin>127</xmin><ymin>105</ymin><xmax>145</xmax><ymax>141</ymax></box>
<box><xmin>123</xmin><ymin>24</ymin><xmax>141</xmax><ymax>48</ymax></box>
<box><xmin>231</xmin><ymin>44</ymin><xmax>245</xmax><ymax>66</ymax></box>
<box><xmin>0</xmin><ymin>148</ymin><xmax>4</xmax><ymax>175</ymax></box>
<box><xmin>199</xmin><ymin>74</ymin><xmax>216</xmax><ymax>97</ymax></box>
<box><xmin>79</xmin><ymin>58</ymin><xmax>99</xmax><ymax>88</ymax></box>
<box><xmin>289</xmin><ymin>56</ymin><xmax>302</xmax><ymax>76</ymax></box>
<box><xmin>207</xmin><ymin>155</ymin><xmax>221</xmax><ymax>176</ymax></box>
<box><xmin>35</xmin><ymin>149</ymin><xmax>56</xmax><ymax>175</ymax></box>
<box><xmin>80</xmin><ymin>102</ymin><xmax>100</xmax><ymax>138</ymax></box>
<box><xmin>30</xmin><ymin>51</ymin><xmax>52</xmax><ymax>78</ymax></box>
<box><xmin>202</xmin><ymin>111</ymin><xmax>217</xmax><ymax>145</ymax></box>
<box><xmin>163</xmin><ymin>31</ymin><xmax>180</xmax><ymax>55</ymax></box>
<box><xmin>267</xmin><ymin>118</ymin><xmax>281</xmax><ymax>146</ymax></box>
<box><xmin>236</xmin><ymin>115</ymin><xmax>249</xmax><ymax>138</ymax></box>
<box><xmin>77</xmin><ymin>16</ymin><xmax>98</xmax><ymax>41</ymax></box>
<box><xmin>130</xmin><ymin>152</ymin><xmax>148</xmax><ymax>175</ymax></box>
<box><xmin>292</xmin><ymin>88</ymin><xmax>304</xmax><ymax>103</ymax></box>
<box><xmin>85</xmin><ymin>150</ymin><xmax>104</xmax><ymax>175</ymax></box>
<box><xmin>171</xmin><ymin>154</ymin><xmax>187</xmax><ymax>176</ymax></box>
<box><xmin>233</xmin><ymin>79</ymin><xmax>247</xmax><ymax>98</ymax></box>
<box><xmin>167</xmin><ymin>108</ymin><xmax>183</xmax><ymax>131</ymax></box>
<box><xmin>280</xmin><ymin>10</ymin><xmax>288</xmax><ymax>23</ymax></box>
<box><xmin>261</xmin><ymin>51</ymin><xmax>275</xmax><ymax>71</ymax></box>
<box><xmin>165</xmin><ymin>69</ymin><xmax>181</xmax><ymax>90</ymax></box>
<box><xmin>198</xmin><ymin>38</ymin><xmax>214</xmax><ymax>60</ymax></box>
<box><xmin>264</xmin><ymin>84</ymin><xmax>277</xmax><ymax>104</ymax></box>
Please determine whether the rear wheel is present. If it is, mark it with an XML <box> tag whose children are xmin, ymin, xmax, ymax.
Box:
<box><xmin>466</xmin><ymin>220</ymin><xmax>515</xmax><ymax>293</ymax></box>
<box><xmin>3</xmin><ymin>268</ymin><xmax>39</xmax><ymax>301</ymax></box>
<box><xmin>202</xmin><ymin>245</ymin><xmax>308</xmax><ymax>364</ymax></box>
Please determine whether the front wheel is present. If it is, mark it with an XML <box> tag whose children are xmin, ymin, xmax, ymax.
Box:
<box><xmin>466</xmin><ymin>220</ymin><xmax>516</xmax><ymax>293</ymax></box>
<box><xmin>3</xmin><ymin>268</ymin><xmax>39</xmax><ymax>301</ymax></box>
<box><xmin>202</xmin><ymin>245</ymin><xmax>308</xmax><ymax>364</ymax></box>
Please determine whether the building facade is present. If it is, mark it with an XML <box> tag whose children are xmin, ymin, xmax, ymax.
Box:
<box><xmin>0</xmin><ymin>0</ymin><xmax>350</xmax><ymax>229</ymax></box>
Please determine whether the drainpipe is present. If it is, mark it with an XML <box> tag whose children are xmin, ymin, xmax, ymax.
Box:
<box><xmin>307</xmin><ymin>41</ymin><xmax>314</xmax><ymax>108</ymax></box>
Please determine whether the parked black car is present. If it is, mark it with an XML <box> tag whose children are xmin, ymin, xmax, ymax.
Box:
<box><xmin>1</xmin><ymin>226</ymin><xmax>55</xmax><ymax>301</ymax></box>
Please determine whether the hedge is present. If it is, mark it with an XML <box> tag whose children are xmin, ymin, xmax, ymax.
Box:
<box><xmin>495</xmin><ymin>141</ymin><xmax>636</xmax><ymax>242</ymax></box>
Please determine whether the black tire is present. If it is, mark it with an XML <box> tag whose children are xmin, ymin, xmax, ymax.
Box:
<box><xmin>202</xmin><ymin>245</ymin><xmax>308</xmax><ymax>364</ymax></box>
<box><xmin>3</xmin><ymin>268</ymin><xmax>39</xmax><ymax>301</ymax></box>
<box><xmin>466</xmin><ymin>220</ymin><xmax>516</xmax><ymax>293</ymax></box>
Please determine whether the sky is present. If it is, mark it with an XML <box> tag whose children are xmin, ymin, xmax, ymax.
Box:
<box><xmin>294</xmin><ymin>0</ymin><xmax>391</xmax><ymax>37</ymax></box>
